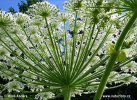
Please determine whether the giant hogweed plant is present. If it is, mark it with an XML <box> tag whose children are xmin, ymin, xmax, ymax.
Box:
<box><xmin>0</xmin><ymin>0</ymin><xmax>137</xmax><ymax>100</ymax></box>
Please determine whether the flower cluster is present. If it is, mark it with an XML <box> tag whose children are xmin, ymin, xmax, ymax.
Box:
<box><xmin>0</xmin><ymin>0</ymin><xmax>137</xmax><ymax>100</ymax></box>
<box><xmin>14</xmin><ymin>13</ymin><xmax>30</xmax><ymax>25</ymax></box>
<box><xmin>0</xmin><ymin>11</ymin><xmax>13</xmax><ymax>27</ymax></box>
<box><xmin>57</xmin><ymin>12</ymin><xmax>74</xmax><ymax>23</ymax></box>
<box><xmin>64</xmin><ymin>0</ymin><xmax>85</xmax><ymax>11</ymax></box>
<box><xmin>29</xmin><ymin>2</ymin><xmax>59</xmax><ymax>18</ymax></box>
<box><xmin>5</xmin><ymin>81</ymin><xmax>24</xmax><ymax>92</ymax></box>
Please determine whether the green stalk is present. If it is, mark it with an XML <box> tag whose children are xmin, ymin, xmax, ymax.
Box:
<box><xmin>1</xmin><ymin>27</ymin><xmax>64</xmax><ymax>85</ymax></box>
<box><xmin>94</xmin><ymin>11</ymin><xmax>137</xmax><ymax>100</ymax></box>
<box><xmin>71</xmin><ymin>24</ymin><xmax>111</xmax><ymax>84</ymax></box>
<box><xmin>63</xmin><ymin>86</ymin><xmax>72</xmax><ymax>100</ymax></box>
<box><xmin>70</xmin><ymin>11</ymin><xmax>78</xmax><ymax>72</ymax></box>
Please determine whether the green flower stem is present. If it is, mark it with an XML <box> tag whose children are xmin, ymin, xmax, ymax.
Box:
<box><xmin>1</xmin><ymin>40</ymin><xmax>62</xmax><ymax>85</ymax></box>
<box><xmin>73</xmin><ymin>18</ymin><xmax>87</xmax><ymax>67</ymax></box>
<box><xmin>63</xmin><ymin>86</ymin><xmax>72</xmax><ymax>100</ymax></box>
<box><xmin>45</xmin><ymin>18</ymin><xmax>67</xmax><ymax>82</ymax></box>
<box><xmin>70</xmin><ymin>23</ymin><xmax>96</xmax><ymax>82</ymax></box>
<box><xmin>71</xmin><ymin>24</ymin><xmax>112</xmax><ymax>84</ymax></box>
<box><xmin>106</xmin><ymin>83</ymin><xmax>125</xmax><ymax>90</ymax></box>
<box><xmin>73</xmin><ymin>56</ymin><xmax>109</xmax><ymax>85</ymax></box>
<box><xmin>37</xmin><ymin>26</ymin><xmax>64</xmax><ymax>80</ymax></box>
<box><xmin>38</xmin><ymin>28</ymin><xmax>58</xmax><ymax>65</ymax></box>
<box><xmin>93</xmin><ymin>53</ymin><xmax>119</xmax><ymax>100</ymax></box>
<box><xmin>83</xmin><ymin>24</ymin><xmax>112</xmax><ymax>69</ymax></box>
<box><xmin>114</xmin><ymin>55</ymin><xmax>137</xmax><ymax>70</ymax></box>
<box><xmin>1</xmin><ymin>63</ymin><xmax>50</xmax><ymax>86</ymax></box>
<box><xmin>94</xmin><ymin>11</ymin><xmax>137</xmax><ymax>100</ymax></box>
<box><xmin>1</xmin><ymin>28</ymin><xmax>63</xmax><ymax>85</ymax></box>
<box><xmin>44</xmin><ymin>18</ymin><xmax>61</xmax><ymax>66</ymax></box>
<box><xmin>70</xmin><ymin>18</ymin><xmax>89</xmax><ymax>80</ymax></box>
<box><xmin>70</xmin><ymin>11</ymin><xmax>78</xmax><ymax>75</ymax></box>
<box><xmin>63</xmin><ymin>22</ymin><xmax>69</xmax><ymax>81</ymax></box>
<box><xmin>76</xmin><ymin>54</ymin><xmax>137</xmax><ymax>85</ymax></box>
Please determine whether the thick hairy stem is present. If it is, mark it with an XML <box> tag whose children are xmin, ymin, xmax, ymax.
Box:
<box><xmin>94</xmin><ymin>11</ymin><xmax>137</xmax><ymax>100</ymax></box>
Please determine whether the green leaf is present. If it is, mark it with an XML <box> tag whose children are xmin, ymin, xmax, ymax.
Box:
<box><xmin>108</xmin><ymin>43</ymin><xmax>115</xmax><ymax>55</ymax></box>
<box><xmin>117</xmin><ymin>50</ymin><xmax>126</xmax><ymax>62</ymax></box>
<box><xmin>122</xmin><ymin>40</ymin><xmax>134</xmax><ymax>49</ymax></box>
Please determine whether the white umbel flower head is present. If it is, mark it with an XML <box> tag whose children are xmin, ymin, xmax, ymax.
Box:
<box><xmin>31</xmin><ymin>16</ymin><xmax>44</xmax><ymax>26</ymax></box>
<box><xmin>121</xmin><ymin>61</ymin><xmax>137</xmax><ymax>73</ymax></box>
<box><xmin>0</xmin><ymin>11</ymin><xmax>13</xmax><ymax>27</ymax></box>
<box><xmin>35</xmin><ymin>92</ymin><xmax>55</xmax><ymax>100</ymax></box>
<box><xmin>5</xmin><ymin>80</ymin><xmax>24</xmax><ymax>92</ymax></box>
<box><xmin>14</xmin><ymin>13</ymin><xmax>30</xmax><ymax>25</ymax></box>
<box><xmin>29</xmin><ymin>2</ymin><xmax>59</xmax><ymax>18</ymax></box>
<box><xmin>64</xmin><ymin>0</ymin><xmax>86</xmax><ymax>12</ymax></box>
<box><xmin>57</xmin><ymin>12</ymin><xmax>74</xmax><ymax>23</ymax></box>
